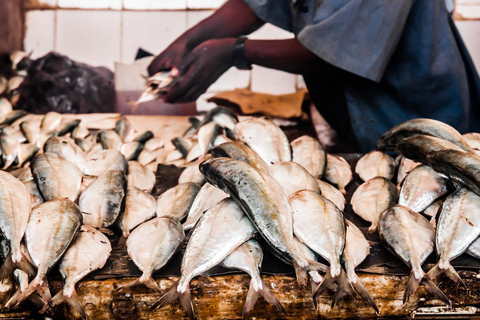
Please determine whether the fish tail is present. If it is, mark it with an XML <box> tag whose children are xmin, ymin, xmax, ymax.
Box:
<box><xmin>0</xmin><ymin>251</ymin><xmax>35</xmax><ymax>280</ymax></box>
<box><xmin>423</xmin><ymin>278</ymin><xmax>451</xmax><ymax>307</ymax></box>
<box><xmin>243</xmin><ymin>279</ymin><xmax>284</xmax><ymax>319</ymax></box>
<box><xmin>151</xmin><ymin>281</ymin><xmax>194</xmax><ymax>319</ymax></box>
<box><xmin>243</xmin><ymin>281</ymin><xmax>260</xmax><ymax>319</ymax></box>
<box><xmin>403</xmin><ymin>270</ymin><xmax>421</xmax><ymax>304</ymax></box>
<box><xmin>312</xmin><ymin>268</ymin><xmax>337</xmax><ymax>310</ymax></box>
<box><xmin>350</xmin><ymin>274</ymin><xmax>379</xmax><ymax>313</ymax></box>
<box><xmin>140</xmin><ymin>274</ymin><xmax>161</xmax><ymax>292</ymax></box>
<box><xmin>150</xmin><ymin>282</ymin><xmax>179</xmax><ymax>310</ymax></box>
<box><xmin>114</xmin><ymin>278</ymin><xmax>141</xmax><ymax>292</ymax></box>
<box><xmin>427</xmin><ymin>261</ymin><xmax>466</xmax><ymax>288</ymax></box>
<box><xmin>51</xmin><ymin>288</ymin><xmax>87</xmax><ymax>319</ymax></box>
<box><xmin>292</xmin><ymin>260</ymin><xmax>308</xmax><ymax>287</ymax></box>
<box><xmin>331</xmin><ymin>268</ymin><xmax>354</xmax><ymax>309</ymax></box>
<box><xmin>0</xmin><ymin>253</ymin><xmax>14</xmax><ymax>280</ymax></box>
<box><xmin>4</xmin><ymin>275</ymin><xmax>43</xmax><ymax>309</ymax></box>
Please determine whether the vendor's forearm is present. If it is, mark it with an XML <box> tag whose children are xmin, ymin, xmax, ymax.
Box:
<box><xmin>245</xmin><ymin>38</ymin><xmax>327</xmax><ymax>75</ymax></box>
<box><xmin>177</xmin><ymin>0</ymin><xmax>264</xmax><ymax>50</ymax></box>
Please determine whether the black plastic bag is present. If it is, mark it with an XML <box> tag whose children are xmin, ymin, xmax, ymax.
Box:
<box><xmin>15</xmin><ymin>52</ymin><xmax>116</xmax><ymax>114</ymax></box>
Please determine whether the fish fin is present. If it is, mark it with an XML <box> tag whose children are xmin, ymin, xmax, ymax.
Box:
<box><xmin>427</xmin><ymin>261</ymin><xmax>466</xmax><ymax>289</ymax></box>
<box><xmin>306</xmin><ymin>258</ymin><xmax>329</xmax><ymax>273</ymax></box>
<box><xmin>98</xmin><ymin>228</ymin><xmax>115</xmax><ymax>236</ymax></box>
<box><xmin>331</xmin><ymin>269</ymin><xmax>354</xmax><ymax>309</ymax></box>
<box><xmin>243</xmin><ymin>282</ymin><xmax>260</xmax><ymax>319</ymax></box>
<box><xmin>115</xmin><ymin>279</ymin><xmax>141</xmax><ymax>292</ymax></box>
<box><xmin>309</xmin><ymin>278</ymin><xmax>319</xmax><ymax>296</ymax></box>
<box><xmin>50</xmin><ymin>288</ymin><xmax>87</xmax><ymax>319</ymax></box>
<box><xmin>150</xmin><ymin>280</ymin><xmax>194</xmax><ymax>318</ymax></box>
<box><xmin>313</xmin><ymin>270</ymin><xmax>335</xmax><ymax>309</ymax></box>
<box><xmin>350</xmin><ymin>274</ymin><xmax>379</xmax><ymax>313</ymax></box>
<box><xmin>0</xmin><ymin>253</ymin><xmax>14</xmax><ymax>280</ymax></box>
<box><xmin>403</xmin><ymin>271</ymin><xmax>421</xmax><ymax>304</ymax></box>
<box><xmin>15</xmin><ymin>253</ymin><xmax>36</xmax><ymax>278</ymax></box>
<box><xmin>423</xmin><ymin>278</ymin><xmax>451</xmax><ymax>307</ymax></box>
<box><xmin>5</xmin><ymin>277</ymin><xmax>38</xmax><ymax>309</ymax></box>
<box><xmin>179</xmin><ymin>286</ymin><xmax>194</xmax><ymax>320</ymax></box>
<box><xmin>36</xmin><ymin>278</ymin><xmax>52</xmax><ymax>306</ymax></box>
<box><xmin>367</xmin><ymin>222</ymin><xmax>378</xmax><ymax>234</ymax></box>
<box><xmin>293</xmin><ymin>260</ymin><xmax>308</xmax><ymax>287</ymax></box>
<box><xmin>258</xmin><ymin>280</ymin><xmax>284</xmax><ymax>313</ymax></box>
<box><xmin>150</xmin><ymin>282</ymin><xmax>179</xmax><ymax>310</ymax></box>
<box><xmin>141</xmin><ymin>275</ymin><xmax>161</xmax><ymax>293</ymax></box>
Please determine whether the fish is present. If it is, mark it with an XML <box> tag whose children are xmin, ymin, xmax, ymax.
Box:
<box><xmin>198</xmin><ymin>122</ymin><xmax>222</xmax><ymax>156</ymax></box>
<box><xmin>0</xmin><ymin>133</ymin><xmax>20</xmax><ymax>169</ymax></box>
<box><xmin>351</xmin><ymin>177</ymin><xmax>398</xmax><ymax>233</ymax></box>
<box><xmin>71</xmin><ymin>124</ymin><xmax>90</xmax><ymax>140</ymax></box>
<box><xmin>79</xmin><ymin>170</ymin><xmax>126</xmax><ymax>229</ymax></box>
<box><xmin>144</xmin><ymin>138</ymin><xmax>164</xmax><ymax>151</ymax></box>
<box><xmin>0</xmin><ymin>78</ymin><xmax>8</xmax><ymax>96</ymax></box>
<box><xmin>289</xmin><ymin>190</ymin><xmax>350</xmax><ymax>306</ymax></box>
<box><xmin>43</xmin><ymin>136</ymin><xmax>86</xmax><ymax>171</ymax></box>
<box><xmin>165</xmin><ymin>149</ymin><xmax>184</xmax><ymax>163</ymax></box>
<box><xmin>119</xmin><ymin>216</ymin><xmax>184</xmax><ymax>292</ymax></box>
<box><xmin>99</xmin><ymin>130</ymin><xmax>122</xmax><ymax>151</ymax></box>
<box><xmin>0</xmin><ymin>171</ymin><xmax>34</xmax><ymax>279</ymax></box>
<box><xmin>396</xmin><ymin>156</ymin><xmax>421</xmax><ymax>184</ymax></box>
<box><xmin>211</xmin><ymin>141</ymin><xmax>270</xmax><ymax>173</ymax></box>
<box><xmin>342</xmin><ymin>220</ymin><xmax>378</xmax><ymax>312</ymax></box>
<box><xmin>186</xmin><ymin>142</ymin><xmax>202</xmax><ymax>163</ymax></box>
<box><xmin>135</xmin><ymin>71</ymin><xmax>179</xmax><ymax>105</ymax></box>
<box><xmin>127</xmin><ymin>161</ymin><xmax>156</xmax><ymax>194</ymax></box>
<box><xmin>48</xmin><ymin>225</ymin><xmax>111</xmax><ymax>318</ymax></box>
<box><xmin>378</xmin><ymin>205</ymin><xmax>449</xmax><ymax>304</ymax></box>
<box><xmin>324</xmin><ymin>154</ymin><xmax>352</xmax><ymax>194</ymax></box>
<box><xmin>291</xmin><ymin>135</ymin><xmax>326</xmax><ymax>178</ymax></box>
<box><xmin>115</xmin><ymin>116</ymin><xmax>135</xmax><ymax>143</ymax></box>
<box><xmin>427</xmin><ymin>188</ymin><xmax>480</xmax><ymax>288</ymax></box>
<box><xmin>152</xmin><ymin>198</ymin><xmax>255</xmax><ymax>319</ymax></box>
<box><xmin>316</xmin><ymin>180</ymin><xmax>346</xmax><ymax>211</ymax></box>
<box><xmin>83</xmin><ymin>149</ymin><xmax>128</xmax><ymax>176</ymax></box>
<box><xmin>197</xmin><ymin>106</ymin><xmax>239</xmax><ymax>131</ymax></box>
<box><xmin>54</xmin><ymin>119</ymin><xmax>81</xmax><ymax>136</ymax></box>
<box><xmin>178</xmin><ymin>156</ymin><xmax>210</xmax><ymax>185</ymax></box>
<box><xmin>462</xmin><ymin>132</ymin><xmax>480</xmax><ymax>151</ymax></box>
<box><xmin>75</xmin><ymin>138</ymin><xmax>93</xmax><ymax>153</ymax></box>
<box><xmin>172</xmin><ymin>137</ymin><xmax>193</xmax><ymax>158</ymax></box>
<box><xmin>31</xmin><ymin>152</ymin><xmax>83</xmax><ymax>201</ymax></box>
<box><xmin>133</xmin><ymin>131</ymin><xmax>154</xmax><ymax>144</ymax></box>
<box><xmin>426</xmin><ymin>149</ymin><xmax>480</xmax><ymax>196</ymax></box>
<box><xmin>234</xmin><ymin>117</ymin><xmax>291</xmax><ymax>165</ymax></box>
<box><xmin>355</xmin><ymin>151</ymin><xmax>395</xmax><ymax>182</ymax></box>
<box><xmin>182</xmin><ymin>183</ymin><xmax>229</xmax><ymax>231</ymax></box>
<box><xmin>137</xmin><ymin>149</ymin><xmax>156</xmax><ymax>166</ymax></box>
<box><xmin>269</xmin><ymin>161</ymin><xmax>320</xmax><ymax>197</ymax></box>
<box><xmin>23</xmin><ymin>180</ymin><xmax>45</xmax><ymax>204</ymax></box>
<box><xmin>5</xmin><ymin>199</ymin><xmax>82</xmax><ymax>309</ymax></box>
<box><xmin>117</xmin><ymin>186</ymin><xmax>157</xmax><ymax>237</ymax></box>
<box><xmin>16</xmin><ymin>143</ymin><xmax>39</xmax><ymax>167</ymax></box>
<box><xmin>221</xmin><ymin>239</ymin><xmax>284</xmax><ymax>317</ymax></box>
<box><xmin>10</xmin><ymin>167</ymin><xmax>33</xmax><ymax>182</ymax></box>
<box><xmin>377</xmin><ymin>118</ymin><xmax>474</xmax><ymax>152</ymax></box>
<box><xmin>156</xmin><ymin>183</ymin><xmax>200</xmax><ymax>221</ymax></box>
<box><xmin>398</xmin><ymin>165</ymin><xmax>449</xmax><ymax>213</ymax></box>
<box><xmin>120</xmin><ymin>141</ymin><xmax>144</xmax><ymax>161</ymax></box>
<box><xmin>212</xmin><ymin>134</ymin><xmax>233</xmax><ymax>147</ymax></box>
<box><xmin>423</xmin><ymin>197</ymin><xmax>445</xmax><ymax>220</ymax></box>
<box><xmin>396</xmin><ymin>135</ymin><xmax>463</xmax><ymax>165</ymax></box>
<box><xmin>183</xmin><ymin>117</ymin><xmax>201</xmax><ymax>138</ymax></box>
<box><xmin>79</xmin><ymin>175</ymin><xmax>97</xmax><ymax>194</ymax></box>
<box><xmin>292</xmin><ymin>237</ymin><xmax>324</xmax><ymax>294</ymax></box>
<box><xmin>19</xmin><ymin>120</ymin><xmax>40</xmax><ymax>144</ymax></box>
<box><xmin>0</xmin><ymin>110</ymin><xmax>27</xmax><ymax>126</ymax></box>
<box><xmin>200</xmin><ymin>158</ymin><xmax>325</xmax><ymax>285</ymax></box>
<box><xmin>40</xmin><ymin>111</ymin><xmax>62</xmax><ymax>134</ymax></box>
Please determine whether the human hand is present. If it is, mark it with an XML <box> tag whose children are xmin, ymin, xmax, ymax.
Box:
<box><xmin>147</xmin><ymin>42</ymin><xmax>190</xmax><ymax>76</ymax></box>
<box><xmin>163</xmin><ymin>38</ymin><xmax>236</xmax><ymax>103</ymax></box>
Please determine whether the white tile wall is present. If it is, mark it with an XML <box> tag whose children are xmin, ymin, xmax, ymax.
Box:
<box><xmin>123</xmin><ymin>0</ymin><xmax>186</xmax><ymax>10</ymax></box>
<box><xmin>24</xmin><ymin>10</ymin><xmax>56</xmax><ymax>59</ymax></box>
<box><xmin>187</xmin><ymin>0</ymin><xmax>226</xmax><ymax>9</ymax></box>
<box><xmin>56</xmin><ymin>10</ymin><xmax>121</xmax><ymax>70</ymax></box>
<box><xmin>122</xmin><ymin>11</ymin><xmax>187</xmax><ymax>63</ymax></box>
<box><xmin>58</xmin><ymin>0</ymin><xmax>122</xmax><ymax>10</ymax></box>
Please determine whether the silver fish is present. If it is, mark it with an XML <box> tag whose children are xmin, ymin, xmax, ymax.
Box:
<box><xmin>234</xmin><ymin>117</ymin><xmax>291</xmax><ymax>165</ymax></box>
<box><xmin>0</xmin><ymin>171</ymin><xmax>33</xmax><ymax>279</ymax></box>
<box><xmin>16</xmin><ymin>143</ymin><xmax>39</xmax><ymax>167</ymax></box>
<box><xmin>396</xmin><ymin>134</ymin><xmax>464</xmax><ymax>165</ymax></box>
<box><xmin>54</xmin><ymin>119</ymin><xmax>81</xmax><ymax>136</ymax></box>
<box><xmin>172</xmin><ymin>137</ymin><xmax>193</xmax><ymax>158</ymax></box>
<box><xmin>117</xmin><ymin>186</ymin><xmax>157</xmax><ymax>237</ymax></box>
<box><xmin>31</xmin><ymin>152</ymin><xmax>82</xmax><ymax>201</ymax></box>
<box><xmin>152</xmin><ymin>198</ymin><xmax>255</xmax><ymax>318</ymax></box>
<box><xmin>71</xmin><ymin>124</ymin><xmax>90</xmax><ymax>140</ymax></box>
<box><xmin>198</xmin><ymin>121</ymin><xmax>222</xmax><ymax>156</ymax></box>
<box><xmin>324</xmin><ymin>154</ymin><xmax>352</xmax><ymax>195</ymax></box>
<box><xmin>211</xmin><ymin>141</ymin><xmax>270</xmax><ymax>173</ymax></box>
<box><xmin>156</xmin><ymin>183</ymin><xmax>200</xmax><ymax>221</ymax></box>
<box><xmin>396</xmin><ymin>156</ymin><xmax>421</xmax><ymax>184</ymax></box>
<box><xmin>83</xmin><ymin>149</ymin><xmax>127</xmax><ymax>176</ymax></box>
<box><xmin>75</xmin><ymin>138</ymin><xmax>93</xmax><ymax>153</ymax></box>
<box><xmin>186</xmin><ymin>142</ymin><xmax>202</xmax><ymax>163</ymax></box>
<box><xmin>351</xmin><ymin>177</ymin><xmax>398</xmax><ymax>233</ymax></box>
<box><xmin>221</xmin><ymin>239</ymin><xmax>284</xmax><ymax>317</ymax></box>
<box><xmin>423</xmin><ymin>197</ymin><xmax>445</xmax><ymax>219</ymax></box>
<box><xmin>50</xmin><ymin>225</ymin><xmax>111</xmax><ymax>318</ymax></box>
<box><xmin>291</xmin><ymin>135</ymin><xmax>326</xmax><ymax>178</ymax></box>
<box><xmin>0</xmin><ymin>133</ymin><xmax>19</xmax><ymax>169</ymax></box>
<box><xmin>120</xmin><ymin>216</ymin><xmax>184</xmax><ymax>292</ymax></box>
<box><xmin>378</xmin><ymin>205</ymin><xmax>448</xmax><ymax>304</ymax></box>
<box><xmin>44</xmin><ymin>136</ymin><xmax>86</xmax><ymax>171</ymax></box>
<box><xmin>79</xmin><ymin>170</ymin><xmax>126</xmax><ymax>229</ymax></box>
<box><xmin>270</xmin><ymin>161</ymin><xmax>319</xmax><ymax>197</ymax></box>
<box><xmin>178</xmin><ymin>155</ymin><xmax>210</xmax><ymax>185</ymax></box>
<box><xmin>120</xmin><ymin>141</ymin><xmax>144</xmax><ymax>161</ymax></box>
<box><xmin>427</xmin><ymin>188</ymin><xmax>480</xmax><ymax>288</ymax></box>
<box><xmin>115</xmin><ymin>116</ymin><xmax>135</xmax><ymax>143</ymax></box>
<box><xmin>144</xmin><ymin>137</ymin><xmax>164</xmax><ymax>151</ymax></box>
<box><xmin>99</xmin><ymin>130</ymin><xmax>122</xmax><ymax>151</ymax></box>
<box><xmin>165</xmin><ymin>149</ymin><xmax>184</xmax><ymax>163</ymax></box>
<box><xmin>399</xmin><ymin>165</ymin><xmax>449</xmax><ymax>213</ymax></box>
<box><xmin>198</xmin><ymin>107</ymin><xmax>238</xmax><ymax>131</ymax></box>
<box><xmin>40</xmin><ymin>111</ymin><xmax>62</xmax><ymax>134</ymax></box>
<box><xmin>378</xmin><ymin>118</ymin><xmax>474</xmax><ymax>152</ymax></box>
<box><xmin>138</xmin><ymin>148</ymin><xmax>156</xmax><ymax>166</ymax></box>
<box><xmin>10</xmin><ymin>167</ymin><xmax>33</xmax><ymax>182</ymax></box>
<box><xmin>212</xmin><ymin>134</ymin><xmax>233</xmax><ymax>147</ymax></box>
<box><xmin>5</xmin><ymin>199</ymin><xmax>82</xmax><ymax>308</ymax></box>
<box><xmin>182</xmin><ymin>183</ymin><xmax>229</xmax><ymax>231</ymax></box>
<box><xmin>127</xmin><ymin>160</ymin><xmax>156</xmax><ymax>194</ymax></box>
<box><xmin>316</xmin><ymin>179</ymin><xmax>345</xmax><ymax>211</ymax></box>
<box><xmin>19</xmin><ymin>120</ymin><xmax>40</xmax><ymax>145</ymax></box>
<box><xmin>355</xmin><ymin>151</ymin><xmax>395</xmax><ymax>182</ymax></box>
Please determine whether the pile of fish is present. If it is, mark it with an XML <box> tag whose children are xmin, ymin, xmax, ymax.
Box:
<box><xmin>2</xmin><ymin>108</ymin><xmax>480</xmax><ymax>319</ymax></box>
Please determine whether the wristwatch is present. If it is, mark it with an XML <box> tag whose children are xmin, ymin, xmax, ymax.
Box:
<box><xmin>234</xmin><ymin>36</ymin><xmax>252</xmax><ymax>70</ymax></box>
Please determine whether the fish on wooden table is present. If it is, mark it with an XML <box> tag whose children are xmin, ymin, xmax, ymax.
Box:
<box><xmin>40</xmin><ymin>112</ymin><xmax>62</xmax><ymax>134</ymax></box>
<box><xmin>117</xmin><ymin>186</ymin><xmax>157</xmax><ymax>237</ymax></box>
<box><xmin>396</xmin><ymin>156</ymin><xmax>421</xmax><ymax>184</ymax></box>
<box><xmin>269</xmin><ymin>161</ymin><xmax>319</xmax><ymax>197</ymax></box>
<box><xmin>127</xmin><ymin>160</ymin><xmax>156</xmax><ymax>194</ymax></box>
<box><xmin>99</xmin><ymin>130</ymin><xmax>122</xmax><ymax>151</ymax></box>
<box><xmin>324</xmin><ymin>154</ymin><xmax>352</xmax><ymax>195</ymax></box>
<box><xmin>396</xmin><ymin>135</ymin><xmax>463</xmax><ymax>165</ymax></box>
<box><xmin>115</xmin><ymin>116</ymin><xmax>135</xmax><ymax>143</ymax></box>
<box><xmin>355</xmin><ymin>151</ymin><xmax>395</xmax><ymax>182</ymax></box>
<box><xmin>156</xmin><ymin>182</ymin><xmax>200</xmax><ymax>221</ymax></box>
<box><xmin>316</xmin><ymin>180</ymin><xmax>345</xmax><ymax>211</ymax></box>
<box><xmin>120</xmin><ymin>141</ymin><xmax>144</xmax><ymax>161</ymax></box>
<box><xmin>291</xmin><ymin>135</ymin><xmax>326</xmax><ymax>179</ymax></box>
<box><xmin>178</xmin><ymin>155</ymin><xmax>211</xmax><ymax>185</ymax></box>
<box><xmin>198</xmin><ymin>121</ymin><xmax>222</xmax><ymax>156</ymax></box>
<box><xmin>83</xmin><ymin>149</ymin><xmax>128</xmax><ymax>176</ymax></box>
<box><xmin>43</xmin><ymin>136</ymin><xmax>86</xmax><ymax>171</ymax></box>
<box><xmin>211</xmin><ymin>141</ymin><xmax>270</xmax><ymax>173</ymax></box>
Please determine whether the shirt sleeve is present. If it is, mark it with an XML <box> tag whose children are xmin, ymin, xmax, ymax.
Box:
<box><xmin>298</xmin><ymin>0</ymin><xmax>416</xmax><ymax>82</ymax></box>
<box><xmin>242</xmin><ymin>0</ymin><xmax>293</xmax><ymax>32</ymax></box>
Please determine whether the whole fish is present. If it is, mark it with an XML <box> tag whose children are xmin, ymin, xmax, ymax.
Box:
<box><xmin>427</xmin><ymin>188</ymin><xmax>480</xmax><ymax>288</ymax></box>
<box><xmin>396</xmin><ymin>156</ymin><xmax>421</xmax><ymax>184</ymax></box>
<box><xmin>342</xmin><ymin>220</ymin><xmax>378</xmax><ymax>312</ymax></box>
<box><xmin>119</xmin><ymin>216</ymin><xmax>184</xmax><ymax>292</ymax></box>
<box><xmin>152</xmin><ymin>198</ymin><xmax>255</xmax><ymax>319</ymax></box>
<box><xmin>133</xmin><ymin>130</ymin><xmax>154</xmax><ymax>144</ymax></box>
<box><xmin>182</xmin><ymin>183</ymin><xmax>229</xmax><ymax>230</ymax></box>
<box><xmin>156</xmin><ymin>183</ymin><xmax>200</xmax><ymax>221</ymax></box>
<box><xmin>378</xmin><ymin>118</ymin><xmax>474</xmax><ymax>152</ymax></box>
<box><xmin>324</xmin><ymin>154</ymin><xmax>352</xmax><ymax>194</ymax></box>
<box><xmin>351</xmin><ymin>177</ymin><xmax>398</xmax><ymax>233</ymax></box>
<box><xmin>31</xmin><ymin>152</ymin><xmax>82</xmax><ymax>201</ymax></box>
<box><xmin>289</xmin><ymin>190</ymin><xmax>348</xmax><ymax>304</ymax></box>
<box><xmin>172</xmin><ymin>137</ymin><xmax>193</xmax><ymax>158</ymax></box>
<box><xmin>49</xmin><ymin>225</ymin><xmax>111</xmax><ymax>318</ymax></box>
<box><xmin>117</xmin><ymin>186</ymin><xmax>157</xmax><ymax>237</ymax></box>
<box><xmin>316</xmin><ymin>180</ymin><xmax>346</xmax><ymax>211</ymax></box>
<box><xmin>198</xmin><ymin>121</ymin><xmax>222</xmax><ymax>156</ymax></box>
<box><xmin>71</xmin><ymin>124</ymin><xmax>89</xmax><ymax>140</ymax></box>
<box><xmin>399</xmin><ymin>165</ymin><xmax>449</xmax><ymax>213</ymax></box>
<box><xmin>221</xmin><ymin>239</ymin><xmax>284</xmax><ymax>317</ymax></box>
<box><xmin>178</xmin><ymin>155</ymin><xmax>210</xmax><ymax>185</ymax></box>
<box><xmin>355</xmin><ymin>151</ymin><xmax>395</xmax><ymax>181</ymax></box>
<box><xmin>200</xmin><ymin>158</ymin><xmax>323</xmax><ymax>284</ymax></box>
<box><xmin>115</xmin><ymin>116</ymin><xmax>135</xmax><ymax>143</ymax></box>
<box><xmin>19</xmin><ymin>120</ymin><xmax>40</xmax><ymax>145</ymax></box>
<box><xmin>211</xmin><ymin>141</ymin><xmax>270</xmax><ymax>173</ymax></box>
<box><xmin>0</xmin><ymin>133</ymin><xmax>19</xmax><ymax>169</ymax></box>
<box><xmin>291</xmin><ymin>135</ymin><xmax>326</xmax><ymax>178</ymax></box>
<box><xmin>78</xmin><ymin>170</ymin><xmax>126</xmax><ymax>229</ymax></box>
<box><xmin>99</xmin><ymin>130</ymin><xmax>123</xmax><ymax>151</ymax></box>
<box><xmin>197</xmin><ymin>106</ymin><xmax>239</xmax><ymax>131</ymax></box>
<box><xmin>127</xmin><ymin>160</ymin><xmax>156</xmax><ymax>194</ymax></box>
<box><xmin>138</xmin><ymin>148</ymin><xmax>156</xmax><ymax>166</ymax></box>
<box><xmin>5</xmin><ymin>199</ymin><xmax>82</xmax><ymax>308</ymax></box>
<box><xmin>234</xmin><ymin>117</ymin><xmax>291</xmax><ymax>165</ymax></box>
<box><xmin>40</xmin><ymin>111</ymin><xmax>62</xmax><ymax>134</ymax></box>
<box><xmin>378</xmin><ymin>205</ymin><xmax>449</xmax><ymax>304</ymax></box>
<box><xmin>0</xmin><ymin>171</ymin><xmax>33</xmax><ymax>279</ymax></box>
<box><xmin>44</xmin><ymin>136</ymin><xmax>86</xmax><ymax>171</ymax></box>
<box><xmin>396</xmin><ymin>135</ymin><xmax>463</xmax><ymax>165</ymax></box>
<box><xmin>83</xmin><ymin>149</ymin><xmax>128</xmax><ymax>176</ymax></box>
<box><xmin>120</xmin><ymin>141</ymin><xmax>143</xmax><ymax>161</ymax></box>
<box><xmin>54</xmin><ymin>119</ymin><xmax>81</xmax><ymax>137</ymax></box>
<box><xmin>144</xmin><ymin>138</ymin><xmax>164</xmax><ymax>151</ymax></box>
<box><xmin>270</xmin><ymin>161</ymin><xmax>319</xmax><ymax>197</ymax></box>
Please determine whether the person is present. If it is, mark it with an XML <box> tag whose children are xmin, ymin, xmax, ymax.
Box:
<box><xmin>148</xmin><ymin>0</ymin><xmax>480</xmax><ymax>152</ymax></box>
